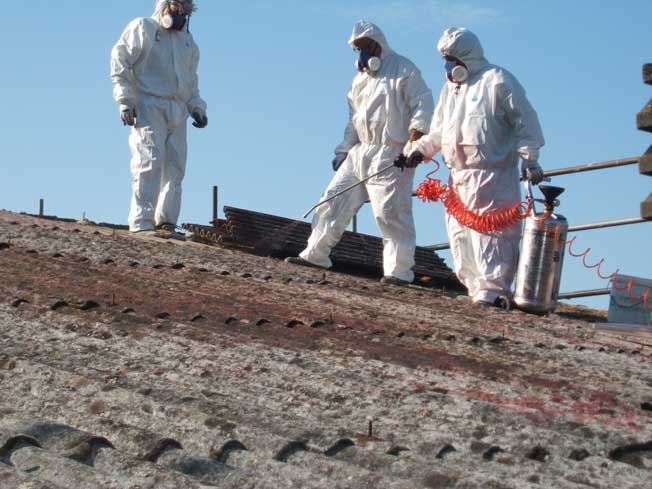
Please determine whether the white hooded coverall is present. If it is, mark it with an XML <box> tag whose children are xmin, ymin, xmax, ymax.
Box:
<box><xmin>110</xmin><ymin>0</ymin><xmax>207</xmax><ymax>232</ymax></box>
<box><xmin>410</xmin><ymin>28</ymin><xmax>545</xmax><ymax>303</ymax></box>
<box><xmin>300</xmin><ymin>21</ymin><xmax>434</xmax><ymax>282</ymax></box>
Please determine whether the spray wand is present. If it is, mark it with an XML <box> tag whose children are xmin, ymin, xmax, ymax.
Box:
<box><xmin>302</xmin><ymin>156</ymin><xmax>412</xmax><ymax>219</ymax></box>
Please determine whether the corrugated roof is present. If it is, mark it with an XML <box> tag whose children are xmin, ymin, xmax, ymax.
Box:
<box><xmin>1</xmin><ymin>210</ymin><xmax>652</xmax><ymax>488</ymax></box>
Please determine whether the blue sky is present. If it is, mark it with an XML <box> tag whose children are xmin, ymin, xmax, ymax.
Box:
<box><xmin>1</xmin><ymin>0</ymin><xmax>651</xmax><ymax>310</ymax></box>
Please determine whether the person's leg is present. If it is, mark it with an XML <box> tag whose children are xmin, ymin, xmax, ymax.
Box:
<box><xmin>299</xmin><ymin>157</ymin><xmax>368</xmax><ymax>268</ymax></box>
<box><xmin>366</xmin><ymin>165</ymin><xmax>416</xmax><ymax>283</ymax></box>
<box><xmin>453</xmin><ymin>165</ymin><xmax>522</xmax><ymax>304</ymax></box>
<box><xmin>472</xmin><ymin>166</ymin><xmax>521</xmax><ymax>304</ymax></box>
<box><xmin>471</xmin><ymin>225</ymin><xmax>521</xmax><ymax>304</ymax></box>
<box><xmin>128</xmin><ymin>103</ymin><xmax>167</xmax><ymax>232</ymax></box>
<box><xmin>446</xmin><ymin>168</ymin><xmax>490</xmax><ymax>300</ymax></box>
<box><xmin>156</xmin><ymin>115</ymin><xmax>187</xmax><ymax>227</ymax></box>
<box><xmin>447</xmin><ymin>213</ymin><xmax>479</xmax><ymax>298</ymax></box>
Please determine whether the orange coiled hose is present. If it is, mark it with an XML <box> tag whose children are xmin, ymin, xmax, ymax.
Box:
<box><xmin>416</xmin><ymin>164</ymin><xmax>532</xmax><ymax>234</ymax></box>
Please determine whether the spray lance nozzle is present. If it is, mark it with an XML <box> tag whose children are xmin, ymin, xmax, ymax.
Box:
<box><xmin>537</xmin><ymin>185</ymin><xmax>565</xmax><ymax>211</ymax></box>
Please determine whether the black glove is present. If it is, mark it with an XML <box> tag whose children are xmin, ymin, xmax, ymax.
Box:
<box><xmin>191</xmin><ymin>110</ymin><xmax>208</xmax><ymax>129</ymax></box>
<box><xmin>120</xmin><ymin>105</ymin><xmax>136</xmax><ymax>126</ymax></box>
<box><xmin>406</xmin><ymin>151</ymin><xmax>424</xmax><ymax>168</ymax></box>
<box><xmin>394</xmin><ymin>154</ymin><xmax>408</xmax><ymax>169</ymax></box>
<box><xmin>521</xmin><ymin>160</ymin><xmax>544</xmax><ymax>185</ymax></box>
<box><xmin>395</xmin><ymin>151</ymin><xmax>424</xmax><ymax>170</ymax></box>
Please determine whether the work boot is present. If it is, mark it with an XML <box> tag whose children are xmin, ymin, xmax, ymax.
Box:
<box><xmin>133</xmin><ymin>229</ymin><xmax>158</xmax><ymax>238</ymax></box>
<box><xmin>494</xmin><ymin>296</ymin><xmax>511</xmax><ymax>311</ymax></box>
<box><xmin>284</xmin><ymin>256</ymin><xmax>325</xmax><ymax>269</ymax></box>
<box><xmin>380</xmin><ymin>276</ymin><xmax>412</xmax><ymax>287</ymax></box>
<box><xmin>155</xmin><ymin>223</ymin><xmax>186</xmax><ymax>241</ymax></box>
<box><xmin>475</xmin><ymin>296</ymin><xmax>511</xmax><ymax>310</ymax></box>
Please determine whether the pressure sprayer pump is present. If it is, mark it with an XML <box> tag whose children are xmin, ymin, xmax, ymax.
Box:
<box><xmin>514</xmin><ymin>185</ymin><xmax>569</xmax><ymax>314</ymax></box>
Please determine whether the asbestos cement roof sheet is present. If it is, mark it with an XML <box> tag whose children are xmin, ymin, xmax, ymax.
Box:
<box><xmin>1</xmin><ymin>210</ymin><xmax>652</xmax><ymax>488</ymax></box>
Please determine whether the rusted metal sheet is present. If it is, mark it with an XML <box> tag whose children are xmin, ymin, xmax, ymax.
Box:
<box><xmin>224</xmin><ymin>207</ymin><xmax>461</xmax><ymax>288</ymax></box>
<box><xmin>640</xmin><ymin>146</ymin><xmax>652</xmax><ymax>176</ymax></box>
<box><xmin>642</xmin><ymin>194</ymin><xmax>652</xmax><ymax>220</ymax></box>
<box><xmin>186</xmin><ymin>207</ymin><xmax>463</xmax><ymax>289</ymax></box>
<box><xmin>638</xmin><ymin>100</ymin><xmax>652</xmax><ymax>133</ymax></box>
<box><xmin>184</xmin><ymin>220</ymin><xmax>228</xmax><ymax>242</ymax></box>
<box><xmin>638</xmin><ymin>64</ymin><xmax>652</xmax><ymax>132</ymax></box>
<box><xmin>640</xmin><ymin>66</ymin><xmax>652</xmax><ymax>218</ymax></box>
<box><xmin>643</xmin><ymin>63</ymin><xmax>652</xmax><ymax>85</ymax></box>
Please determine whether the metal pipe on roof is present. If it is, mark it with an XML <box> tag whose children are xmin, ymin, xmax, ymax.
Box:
<box><xmin>568</xmin><ymin>217</ymin><xmax>651</xmax><ymax>231</ymax></box>
<box><xmin>558</xmin><ymin>288</ymin><xmax>611</xmax><ymax>300</ymax></box>
<box><xmin>427</xmin><ymin>242</ymin><xmax>451</xmax><ymax>251</ymax></box>
<box><xmin>543</xmin><ymin>157</ymin><xmax>639</xmax><ymax>177</ymax></box>
<box><xmin>212</xmin><ymin>186</ymin><xmax>219</xmax><ymax>227</ymax></box>
<box><xmin>426</xmin><ymin>216</ymin><xmax>651</xmax><ymax>251</ymax></box>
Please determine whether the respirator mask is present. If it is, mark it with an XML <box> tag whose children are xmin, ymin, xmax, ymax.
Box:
<box><xmin>445</xmin><ymin>58</ymin><xmax>469</xmax><ymax>84</ymax></box>
<box><xmin>161</xmin><ymin>12</ymin><xmax>188</xmax><ymax>30</ymax></box>
<box><xmin>356</xmin><ymin>47</ymin><xmax>381</xmax><ymax>73</ymax></box>
<box><xmin>161</xmin><ymin>0</ymin><xmax>194</xmax><ymax>31</ymax></box>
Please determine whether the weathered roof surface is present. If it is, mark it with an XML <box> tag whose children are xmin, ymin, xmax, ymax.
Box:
<box><xmin>1</xmin><ymin>209</ymin><xmax>652</xmax><ymax>489</ymax></box>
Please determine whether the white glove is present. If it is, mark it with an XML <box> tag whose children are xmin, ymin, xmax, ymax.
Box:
<box><xmin>120</xmin><ymin>104</ymin><xmax>136</xmax><ymax>126</ymax></box>
<box><xmin>522</xmin><ymin>159</ymin><xmax>544</xmax><ymax>185</ymax></box>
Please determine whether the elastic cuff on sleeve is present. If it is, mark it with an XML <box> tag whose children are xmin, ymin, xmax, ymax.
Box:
<box><xmin>518</xmin><ymin>148</ymin><xmax>540</xmax><ymax>162</ymax></box>
<box><xmin>409</xmin><ymin>123</ymin><xmax>429</xmax><ymax>134</ymax></box>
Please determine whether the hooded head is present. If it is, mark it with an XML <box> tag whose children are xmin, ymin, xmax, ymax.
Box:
<box><xmin>153</xmin><ymin>0</ymin><xmax>197</xmax><ymax>22</ymax></box>
<box><xmin>437</xmin><ymin>28</ymin><xmax>488</xmax><ymax>76</ymax></box>
<box><xmin>348</xmin><ymin>20</ymin><xmax>392</xmax><ymax>61</ymax></box>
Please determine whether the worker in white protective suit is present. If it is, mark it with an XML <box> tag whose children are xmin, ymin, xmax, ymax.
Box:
<box><xmin>110</xmin><ymin>0</ymin><xmax>207</xmax><ymax>238</ymax></box>
<box><xmin>407</xmin><ymin>28</ymin><xmax>545</xmax><ymax>308</ymax></box>
<box><xmin>286</xmin><ymin>21</ymin><xmax>434</xmax><ymax>285</ymax></box>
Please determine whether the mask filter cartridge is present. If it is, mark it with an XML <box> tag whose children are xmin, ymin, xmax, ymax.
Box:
<box><xmin>445</xmin><ymin>59</ymin><xmax>469</xmax><ymax>83</ymax></box>
<box><xmin>357</xmin><ymin>48</ymin><xmax>381</xmax><ymax>73</ymax></box>
<box><xmin>161</xmin><ymin>13</ymin><xmax>187</xmax><ymax>31</ymax></box>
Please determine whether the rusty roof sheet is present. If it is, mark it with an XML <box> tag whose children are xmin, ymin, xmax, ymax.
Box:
<box><xmin>184</xmin><ymin>206</ymin><xmax>463</xmax><ymax>289</ymax></box>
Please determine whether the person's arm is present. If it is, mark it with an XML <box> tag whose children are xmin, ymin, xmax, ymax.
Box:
<box><xmin>110</xmin><ymin>19</ymin><xmax>146</xmax><ymax>108</ymax></box>
<box><xmin>405</xmin><ymin>67</ymin><xmax>434</xmax><ymax>141</ymax></box>
<box><xmin>187</xmin><ymin>42</ymin><xmax>207</xmax><ymax>116</ymax></box>
<box><xmin>497</xmin><ymin>77</ymin><xmax>545</xmax><ymax>162</ymax></box>
<box><xmin>497</xmin><ymin>76</ymin><xmax>545</xmax><ymax>182</ymax></box>
<box><xmin>334</xmin><ymin>90</ymin><xmax>360</xmax><ymax>156</ymax></box>
<box><xmin>407</xmin><ymin>88</ymin><xmax>445</xmax><ymax>161</ymax></box>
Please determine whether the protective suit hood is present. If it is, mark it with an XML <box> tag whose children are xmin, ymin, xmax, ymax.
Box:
<box><xmin>153</xmin><ymin>0</ymin><xmax>166</xmax><ymax>20</ymax></box>
<box><xmin>153</xmin><ymin>0</ymin><xmax>196</xmax><ymax>23</ymax></box>
<box><xmin>348</xmin><ymin>20</ymin><xmax>393</xmax><ymax>61</ymax></box>
<box><xmin>437</xmin><ymin>28</ymin><xmax>489</xmax><ymax>76</ymax></box>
